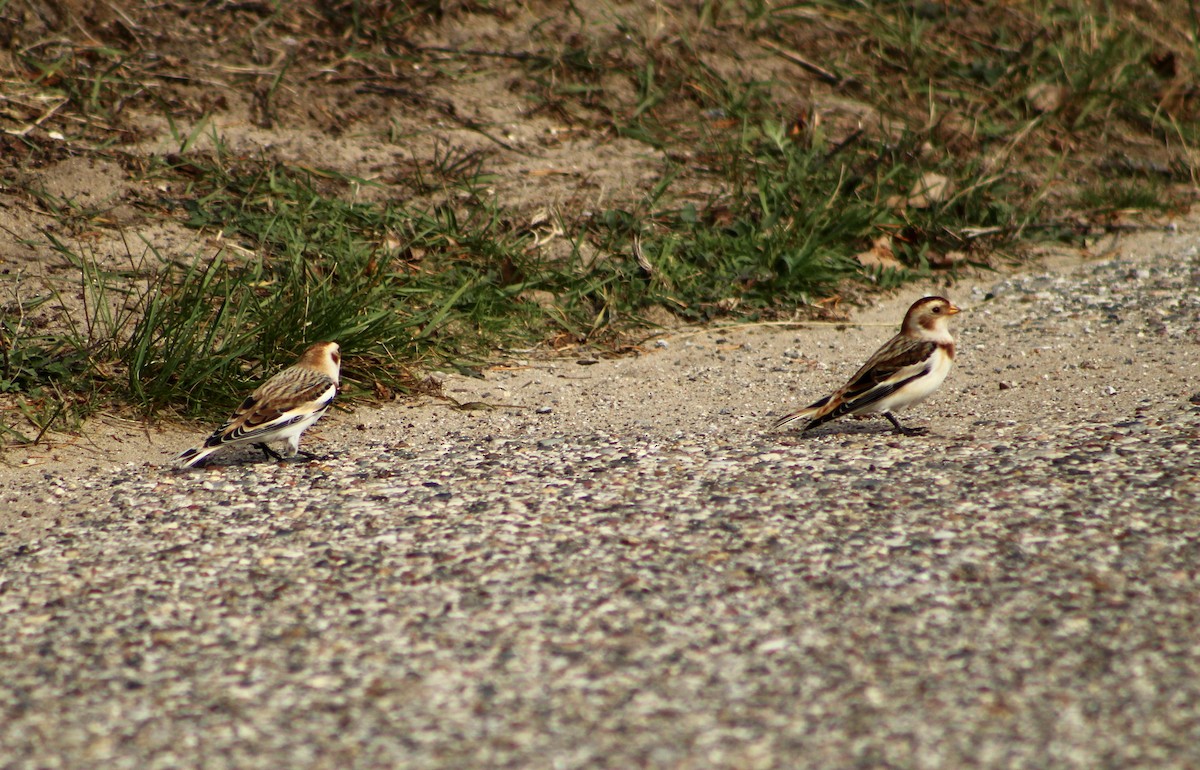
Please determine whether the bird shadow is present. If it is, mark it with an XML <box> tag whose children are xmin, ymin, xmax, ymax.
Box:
<box><xmin>169</xmin><ymin>447</ymin><xmax>338</xmax><ymax>470</ymax></box>
<box><xmin>768</xmin><ymin>418</ymin><xmax>930</xmax><ymax>441</ymax></box>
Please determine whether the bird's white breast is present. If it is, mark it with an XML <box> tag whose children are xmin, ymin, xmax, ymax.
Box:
<box><xmin>869</xmin><ymin>345</ymin><xmax>954</xmax><ymax>414</ymax></box>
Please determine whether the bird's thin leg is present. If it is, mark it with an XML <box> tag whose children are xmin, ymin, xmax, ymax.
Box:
<box><xmin>282</xmin><ymin>434</ymin><xmax>318</xmax><ymax>461</ymax></box>
<box><xmin>885</xmin><ymin>413</ymin><xmax>928</xmax><ymax>436</ymax></box>
<box><xmin>257</xmin><ymin>443</ymin><xmax>285</xmax><ymax>460</ymax></box>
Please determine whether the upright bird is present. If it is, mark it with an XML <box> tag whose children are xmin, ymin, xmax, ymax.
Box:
<box><xmin>772</xmin><ymin>297</ymin><xmax>960</xmax><ymax>435</ymax></box>
<box><xmin>175</xmin><ymin>341</ymin><xmax>341</xmax><ymax>468</ymax></box>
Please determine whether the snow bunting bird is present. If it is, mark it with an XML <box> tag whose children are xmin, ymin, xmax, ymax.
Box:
<box><xmin>772</xmin><ymin>297</ymin><xmax>960</xmax><ymax>435</ymax></box>
<box><xmin>175</xmin><ymin>342</ymin><xmax>341</xmax><ymax>468</ymax></box>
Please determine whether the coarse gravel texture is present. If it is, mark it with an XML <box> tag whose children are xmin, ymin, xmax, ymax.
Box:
<box><xmin>1</xmin><ymin>224</ymin><xmax>1199</xmax><ymax>769</ymax></box>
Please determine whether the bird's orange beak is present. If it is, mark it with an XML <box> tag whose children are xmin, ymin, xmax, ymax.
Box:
<box><xmin>947</xmin><ymin>304</ymin><xmax>962</xmax><ymax>315</ymax></box>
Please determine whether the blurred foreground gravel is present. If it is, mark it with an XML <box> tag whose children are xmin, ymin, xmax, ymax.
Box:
<box><xmin>2</xmin><ymin>234</ymin><xmax>1199</xmax><ymax>769</ymax></box>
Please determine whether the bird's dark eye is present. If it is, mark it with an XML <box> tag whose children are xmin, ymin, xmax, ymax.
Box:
<box><xmin>932</xmin><ymin>305</ymin><xmax>942</xmax><ymax>314</ymax></box>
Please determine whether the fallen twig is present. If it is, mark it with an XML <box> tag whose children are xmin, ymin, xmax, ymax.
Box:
<box><xmin>759</xmin><ymin>40</ymin><xmax>847</xmax><ymax>86</ymax></box>
<box><xmin>959</xmin><ymin>219</ymin><xmax>1179</xmax><ymax>242</ymax></box>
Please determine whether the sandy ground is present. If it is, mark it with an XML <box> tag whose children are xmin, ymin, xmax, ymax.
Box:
<box><xmin>1</xmin><ymin>217</ymin><xmax>1191</xmax><ymax>532</ymax></box>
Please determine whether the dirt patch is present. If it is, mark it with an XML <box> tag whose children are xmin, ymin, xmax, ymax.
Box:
<box><xmin>3</xmin><ymin>1</ymin><xmax>1192</xmax><ymax>271</ymax></box>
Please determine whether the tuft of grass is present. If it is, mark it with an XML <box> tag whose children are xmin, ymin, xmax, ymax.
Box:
<box><xmin>587</xmin><ymin>118</ymin><xmax>1025</xmax><ymax>321</ymax></box>
<box><xmin>11</xmin><ymin>42</ymin><xmax>149</xmax><ymax>143</ymax></box>
<box><xmin>1</xmin><ymin>246</ymin><xmax>128</xmax><ymax>441</ymax></box>
<box><xmin>1077</xmin><ymin>176</ymin><xmax>1170</xmax><ymax>215</ymax></box>
<box><xmin>119</xmin><ymin>153</ymin><xmax>551</xmax><ymax>416</ymax></box>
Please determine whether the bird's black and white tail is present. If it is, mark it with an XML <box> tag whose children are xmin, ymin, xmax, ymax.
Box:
<box><xmin>770</xmin><ymin>394</ymin><xmax>831</xmax><ymax>431</ymax></box>
<box><xmin>175</xmin><ymin>442</ymin><xmax>221</xmax><ymax>468</ymax></box>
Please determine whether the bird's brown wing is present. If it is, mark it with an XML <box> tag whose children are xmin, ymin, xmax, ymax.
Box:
<box><xmin>837</xmin><ymin>336</ymin><xmax>937</xmax><ymax>402</ymax></box>
<box><xmin>772</xmin><ymin>336</ymin><xmax>938</xmax><ymax>431</ymax></box>
<box><xmin>800</xmin><ymin>336</ymin><xmax>936</xmax><ymax>428</ymax></box>
<box><xmin>204</xmin><ymin>369</ymin><xmax>337</xmax><ymax>447</ymax></box>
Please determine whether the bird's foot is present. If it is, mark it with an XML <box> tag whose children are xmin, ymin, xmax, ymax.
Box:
<box><xmin>256</xmin><ymin>443</ymin><xmax>285</xmax><ymax>461</ymax></box>
<box><xmin>885</xmin><ymin>413</ymin><xmax>928</xmax><ymax>436</ymax></box>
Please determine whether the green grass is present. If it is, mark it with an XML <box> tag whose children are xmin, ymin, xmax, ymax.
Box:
<box><xmin>14</xmin><ymin>149</ymin><xmax>562</xmax><ymax>420</ymax></box>
<box><xmin>12</xmin><ymin>42</ymin><xmax>148</xmax><ymax>145</ymax></box>
<box><xmin>1</xmin><ymin>0</ymin><xmax>1196</xmax><ymax>443</ymax></box>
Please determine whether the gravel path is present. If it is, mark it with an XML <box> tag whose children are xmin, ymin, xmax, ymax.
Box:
<box><xmin>2</xmin><ymin>227</ymin><xmax>1199</xmax><ymax>769</ymax></box>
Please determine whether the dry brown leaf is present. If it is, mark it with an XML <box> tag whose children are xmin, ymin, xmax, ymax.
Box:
<box><xmin>928</xmin><ymin>249</ymin><xmax>968</xmax><ymax>269</ymax></box>
<box><xmin>907</xmin><ymin>172</ymin><xmax>952</xmax><ymax>209</ymax></box>
<box><xmin>855</xmin><ymin>235</ymin><xmax>903</xmax><ymax>270</ymax></box>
